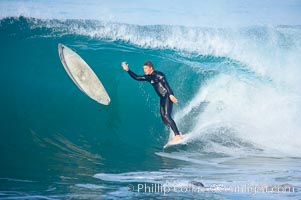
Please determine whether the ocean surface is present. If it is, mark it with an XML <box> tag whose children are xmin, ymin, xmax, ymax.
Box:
<box><xmin>1</xmin><ymin>5</ymin><xmax>301</xmax><ymax>200</ymax></box>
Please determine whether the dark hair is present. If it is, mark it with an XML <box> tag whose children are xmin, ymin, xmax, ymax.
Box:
<box><xmin>143</xmin><ymin>61</ymin><xmax>154</xmax><ymax>68</ymax></box>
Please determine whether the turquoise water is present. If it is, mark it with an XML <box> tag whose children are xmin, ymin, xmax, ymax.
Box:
<box><xmin>1</xmin><ymin>17</ymin><xmax>301</xmax><ymax>199</ymax></box>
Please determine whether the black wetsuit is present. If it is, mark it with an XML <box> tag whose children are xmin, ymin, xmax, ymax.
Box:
<box><xmin>127</xmin><ymin>70</ymin><xmax>180</xmax><ymax>135</ymax></box>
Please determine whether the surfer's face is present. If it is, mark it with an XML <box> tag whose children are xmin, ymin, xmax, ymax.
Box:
<box><xmin>143</xmin><ymin>65</ymin><xmax>153</xmax><ymax>75</ymax></box>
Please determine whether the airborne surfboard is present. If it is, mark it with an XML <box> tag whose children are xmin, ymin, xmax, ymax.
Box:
<box><xmin>58</xmin><ymin>43</ymin><xmax>110</xmax><ymax>105</ymax></box>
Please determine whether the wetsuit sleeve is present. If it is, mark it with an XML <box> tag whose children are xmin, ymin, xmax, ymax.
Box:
<box><xmin>161</xmin><ymin>74</ymin><xmax>174</xmax><ymax>96</ymax></box>
<box><xmin>127</xmin><ymin>70</ymin><xmax>148</xmax><ymax>81</ymax></box>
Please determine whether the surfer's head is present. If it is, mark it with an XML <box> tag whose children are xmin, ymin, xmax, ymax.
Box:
<box><xmin>143</xmin><ymin>61</ymin><xmax>154</xmax><ymax>75</ymax></box>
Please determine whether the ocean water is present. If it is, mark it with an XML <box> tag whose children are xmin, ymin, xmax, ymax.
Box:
<box><xmin>1</xmin><ymin>5</ymin><xmax>301</xmax><ymax>200</ymax></box>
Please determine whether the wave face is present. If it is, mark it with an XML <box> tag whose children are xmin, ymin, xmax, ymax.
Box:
<box><xmin>1</xmin><ymin>17</ymin><xmax>301</xmax><ymax>199</ymax></box>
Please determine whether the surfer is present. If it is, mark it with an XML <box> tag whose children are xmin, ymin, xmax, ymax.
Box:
<box><xmin>121</xmin><ymin>61</ymin><xmax>182</xmax><ymax>142</ymax></box>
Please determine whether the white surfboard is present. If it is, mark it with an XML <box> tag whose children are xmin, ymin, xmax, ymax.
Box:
<box><xmin>58</xmin><ymin>43</ymin><xmax>110</xmax><ymax>105</ymax></box>
<box><xmin>163</xmin><ymin>134</ymin><xmax>189</xmax><ymax>149</ymax></box>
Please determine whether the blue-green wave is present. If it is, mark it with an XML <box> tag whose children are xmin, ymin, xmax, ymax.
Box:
<box><xmin>1</xmin><ymin>17</ymin><xmax>301</xmax><ymax>199</ymax></box>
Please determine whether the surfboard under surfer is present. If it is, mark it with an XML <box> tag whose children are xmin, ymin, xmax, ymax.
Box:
<box><xmin>121</xmin><ymin>61</ymin><xmax>182</xmax><ymax>143</ymax></box>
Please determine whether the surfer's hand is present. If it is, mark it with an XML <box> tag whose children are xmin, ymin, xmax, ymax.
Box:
<box><xmin>121</xmin><ymin>62</ymin><xmax>129</xmax><ymax>71</ymax></box>
<box><xmin>169</xmin><ymin>95</ymin><xmax>178</xmax><ymax>103</ymax></box>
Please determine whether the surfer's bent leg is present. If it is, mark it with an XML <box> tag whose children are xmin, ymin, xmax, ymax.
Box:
<box><xmin>160</xmin><ymin>97</ymin><xmax>180</xmax><ymax>136</ymax></box>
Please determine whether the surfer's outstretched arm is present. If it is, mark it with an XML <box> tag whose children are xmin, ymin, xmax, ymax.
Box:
<box><xmin>121</xmin><ymin>62</ymin><xmax>148</xmax><ymax>81</ymax></box>
<box><xmin>127</xmin><ymin>70</ymin><xmax>148</xmax><ymax>81</ymax></box>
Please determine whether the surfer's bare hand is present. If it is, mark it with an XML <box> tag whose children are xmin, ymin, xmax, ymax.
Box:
<box><xmin>169</xmin><ymin>95</ymin><xmax>178</xmax><ymax>103</ymax></box>
<box><xmin>121</xmin><ymin>62</ymin><xmax>129</xmax><ymax>71</ymax></box>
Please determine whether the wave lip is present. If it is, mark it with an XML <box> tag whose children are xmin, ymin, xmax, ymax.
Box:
<box><xmin>1</xmin><ymin>1</ymin><xmax>301</xmax><ymax>27</ymax></box>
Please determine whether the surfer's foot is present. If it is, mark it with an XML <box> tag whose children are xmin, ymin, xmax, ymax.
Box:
<box><xmin>170</xmin><ymin>134</ymin><xmax>182</xmax><ymax>143</ymax></box>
